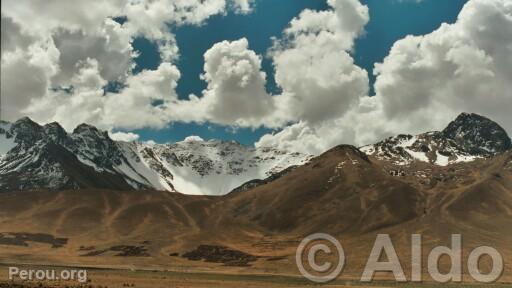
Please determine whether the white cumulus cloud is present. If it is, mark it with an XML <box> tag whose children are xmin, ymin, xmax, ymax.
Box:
<box><xmin>373</xmin><ymin>0</ymin><xmax>512</xmax><ymax>136</ymax></box>
<box><xmin>191</xmin><ymin>0</ymin><xmax>370</xmax><ymax>128</ymax></box>
<box><xmin>184</xmin><ymin>135</ymin><xmax>205</xmax><ymax>142</ymax></box>
<box><xmin>0</xmin><ymin>0</ymin><xmax>258</xmax><ymax>127</ymax></box>
<box><xmin>257</xmin><ymin>0</ymin><xmax>512</xmax><ymax>154</ymax></box>
<box><xmin>2</xmin><ymin>0</ymin><xmax>510</xmax><ymax>157</ymax></box>
<box><xmin>109</xmin><ymin>131</ymin><xmax>140</xmax><ymax>142</ymax></box>
<box><xmin>197</xmin><ymin>38</ymin><xmax>278</xmax><ymax>127</ymax></box>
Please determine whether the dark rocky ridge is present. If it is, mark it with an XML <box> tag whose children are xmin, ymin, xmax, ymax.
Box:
<box><xmin>442</xmin><ymin>113</ymin><xmax>511</xmax><ymax>155</ymax></box>
<box><xmin>0</xmin><ymin>118</ymin><xmax>148</xmax><ymax>192</ymax></box>
<box><xmin>362</xmin><ymin>113</ymin><xmax>511</xmax><ymax>166</ymax></box>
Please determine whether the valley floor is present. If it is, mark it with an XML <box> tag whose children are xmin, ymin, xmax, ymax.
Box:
<box><xmin>0</xmin><ymin>264</ymin><xmax>510</xmax><ymax>288</ymax></box>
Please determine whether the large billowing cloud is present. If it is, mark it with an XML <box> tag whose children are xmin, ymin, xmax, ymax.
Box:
<box><xmin>1</xmin><ymin>16</ymin><xmax>33</xmax><ymax>57</ymax></box>
<box><xmin>24</xmin><ymin>59</ymin><xmax>182</xmax><ymax>130</ymax></box>
<box><xmin>51</xmin><ymin>24</ymin><xmax>134</xmax><ymax>86</ymax></box>
<box><xmin>0</xmin><ymin>22</ymin><xmax>60</xmax><ymax>121</ymax></box>
<box><xmin>2</xmin><ymin>0</ymin><xmax>511</xmax><ymax>155</ymax></box>
<box><xmin>0</xmin><ymin>0</ymin><xmax>254</xmax><ymax>126</ymax></box>
<box><xmin>197</xmin><ymin>38</ymin><xmax>277</xmax><ymax>127</ymax></box>
<box><xmin>191</xmin><ymin>0</ymin><xmax>370</xmax><ymax>128</ymax></box>
<box><xmin>257</xmin><ymin>0</ymin><xmax>512</xmax><ymax>154</ymax></box>
<box><xmin>1</xmin><ymin>0</ymin><xmax>369</xmax><ymax>131</ymax></box>
<box><xmin>257</xmin><ymin>98</ymin><xmax>391</xmax><ymax>154</ymax></box>
<box><xmin>270</xmin><ymin>0</ymin><xmax>369</xmax><ymax>124</ymax></box>
<box><xmin>374</xmin><ymin>0</ymin><xmax>512</xmax><ymax>134</ymax></box>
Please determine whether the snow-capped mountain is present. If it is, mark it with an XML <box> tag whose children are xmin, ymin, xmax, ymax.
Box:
<box><xmin>116</xmin><ymin>139</ymin><xmax>311</xmax><ymax>195</ymax></box>
<box><xmin>360</xmin><ymin>113</ymin><xmax>511</xmax><ymax>166</ymax></box>
<box><xmin>0</xmin><ymin>118</ymin><xmax>311</xmax><ymax>195</ymax></box>
<box><xmin>1</xmin><ymin>113</ymin><xmax>510</xmax><ymax>194</ymax></box>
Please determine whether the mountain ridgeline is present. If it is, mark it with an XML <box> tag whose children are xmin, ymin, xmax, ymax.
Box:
<box><xmin>0</xmin><ymin>118</ymin><xmax>311</xmax><ymax>194</ymax></box>
<box><xmin>0</xmin><ymin>113</ymin><xmax>510</xmax><ymax>194</ymax></box>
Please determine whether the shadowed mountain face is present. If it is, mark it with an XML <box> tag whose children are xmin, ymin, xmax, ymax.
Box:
<box><xmin>0</xmin><ymin>118</ymin><xmax>135</xmax><ymax>191</ymax></box>
<box><xmin>442</xmin><ymin>113</ymin><xmax>512</xmax><ymax>154</ymax></box>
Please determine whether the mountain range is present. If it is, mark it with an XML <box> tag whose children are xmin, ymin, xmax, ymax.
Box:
<box><xmin>0</xmin><ymin>118</ymin><xmax>311</xmax><ymax>195</ymax></box>
<box><xmin>0</xmin><ymin>112</ymin><xmax>511</xmax><ymax>282</ymax></box>
<box><xmin>1</xmin><ymin>113</ymin><xmax>510</xmax><ymax>195</ymax></box>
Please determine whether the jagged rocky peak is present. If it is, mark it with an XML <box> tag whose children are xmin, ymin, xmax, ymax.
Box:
<box><xmin>361</xmin><ymin>113</ymin><xmax>510</xmax><ymax>166</ymax></box>
<box><xmin>72</xmin><ymin>123</ymin><xmax>109</xmax><ymax>138</ymax></box>
<box><xmin>71</xmin><ymin>123</ymin><xmax>117</xmax><ymax>152</ymax></box>
<box><xmin>442</xmin><ymin>113</ymin><xmax>511</xmax><ymax>155</ymax></box>
<box><xmin>325</xmin><ymin>144</ymin><xmax>371</xmax><ymax>162</ymax></box>
<box><xmin>71</xmin><ymin>124</ymin><xmax>126</xmax><ymax>168</ymax></box>
<box><xmin>10</xmin><ymin>117</ymin><xmax>45</xmax><ymax>145</ymax></box>
<box><xmin>44</xmin><ymin>122</ymin><xmax>66</xmax><ymax>134</ymax></box>
<box><xmin>11</xmin><ymin>117</ymin><xmax>42</xmax><ymax>132</ymax></box>
<box><xmin>43</xmin><ymin>122</ymin><xmax>68</xmax><ymax>143</ymax></box>
<box><xmin>13</xmin><ymin>116</ymin><xmax>39</xmax><ymax>126</ymax></box>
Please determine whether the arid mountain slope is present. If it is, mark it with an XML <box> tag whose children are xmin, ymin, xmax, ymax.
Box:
<box><xmin>0</xmin><ymin>150</ymin><xmax>510</xmax><ymax>280</ymax></box>
<box><xmin>221</xmin><ymin>145</ymin><xmax>425</xmax><ymax>235</ymax></box>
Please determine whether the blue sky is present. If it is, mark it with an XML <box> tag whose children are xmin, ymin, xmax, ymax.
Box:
<box><xmin>130</xmin><ymin>0</ymin><xmax>468</xmax><ymax>145</ymax></box>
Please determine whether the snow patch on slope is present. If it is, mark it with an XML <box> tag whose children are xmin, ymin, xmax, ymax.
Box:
<box><xmin>361</xmin><ymin>132</ymin><xmax>484</xmax><ymax>166</ymax></box>
<box><xmin>106</xmin><ymin>140</ymin><xmax>312</xmax><ymax>195</ymax></box>
<box><xmin>115</xmin><ymin>142</ymin><xmax>173</xmax><ymax>191</ymax></box>
<box><xmin>435</xmin><ymin>152</ymin><xmax>449</xmax><ymax>166</ymax></box>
